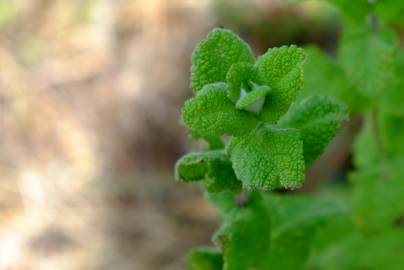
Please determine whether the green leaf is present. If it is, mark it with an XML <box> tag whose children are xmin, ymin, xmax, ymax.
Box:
<box><xmin>255</xmin><ymin>45</ymin><xmax>306</xmax><ymax>123</ymax></box>
<box><xmin>256</xmin><ymin>194</ymin><xmax>346</xmax><ymax>270</ymax></box>
<box><xmin>203</xmin><ymin>158</ymin><xmax>242</xmax><ymax>194</ymax></box>
<box><xmin>326</xmin><ymin>0</ymin><xmax>370</xmax><ymax>26</ymax></box>
<box><xmin>310</xmin><ymin>214</ymin><xmax>355</xmax><ymax>253</ymax></box>
<box><xmin>188</xmin><ymin>130</ymin><xmax>224</xmax><ymax>150</ymax></box>
<box><xmin>226</xmin><ymin>125</ymin><xmax>305</xmax><ymax>190</ymax></box>
<box><xmin>309</xmin><ymin>230</ymin><xmax>404</xmax><ymax>270</ymax></box>
<box><xmin>208</xmin><ymin>192</ymin><xmax>345</xmax><ymax>270</ymax></box>
<box><xmin>226</xmin><ymin>62</ymin><xmax>257</xmax><ymax>102</ymax></box>
<box><xmin>353</xmin><ymin>112</ymin><xmax>404</xmax><ymax>169</ymax></box>
<box><xmin>380</xmin><ymin>50</ymin><xmax>404</xmax><ymax>117</ymax></box>
<box><xmin>235</xmin><ymin>85</ymin><xmax>271</xmax><ymax>114</ymax></box>
<box><xmin>206</xmin><ymin>191</ymin><xmax>238</xmax><ymax>221</ymax></box>
<box><xmin>185</xmin><ymin>247</ymin><xmax>223</xmax><ymax>270</ymax></box>
<box><xmin>190</xmin><ymin>28</ymin><xmax>254</xmax><ymax>92</ymax></box>
<box><xmin>352</xmin><ymin>120</ymin><xmax>379</xmax><ymax>168</ymax></box>
<box><xmin>380</xmin><ymin>114</ymin><xmax>404</xmax><ymax>157</ymax></box>
<box><xmin>351</xmin><ymin>159</ymin><xmax>404</xmax><ymax>234</ymax></box>
<box><xmin>175</xmin><ymin>151</ymin><xmax>212</xmax><ymax>182</ymax></box>
<box><xmin>376</xmin><ymin>0</ymin><xmax>404</xmax><ymax>26</ymax></box>
<box><xmin>181</xmin><ymin>82</ymin><xmax>258</xmax><ymax>136</ymax></box>
<box><xmin>213</xmin><ymin>192</ymin><xmax>270</xmax><ymax>270</ymax></box>
<box><xmin>381</xmin><ymin>86</ymin><xmax>404</xmax><ymax>118</ymax></box>
<box><xmin>339</xmin><ymin>27</ymin><xmax>397</xmax><ymax>99</ymax></box>
<box><xmin>301</xmin><ymin>46</ymin><xmax>369</xmax><ymax>113</ymax></box>
<box><xmin>175</xmin><ymin>150</ymin><xmax>241</xmax><ymax>193</ymax></box>
<box><xmin>278</xmin><ymin>95</ymin><xmax>348</xmax><ymax>165</ymax></box>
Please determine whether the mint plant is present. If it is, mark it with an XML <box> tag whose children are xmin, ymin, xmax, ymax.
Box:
<box><xmin>175</xmin><ymin>27</ymin><xmax>347</xmax><ymax>270</ymax></box>
<box><xmin>175</xmin><ymin>2</ymin><xmax>404</xmax><ymax>268</ymax></box>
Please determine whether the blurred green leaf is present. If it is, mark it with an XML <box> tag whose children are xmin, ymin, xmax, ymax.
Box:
<box><xmin>308</xmin><ymin>230</ymin><xmax>404</xmax><ymax>270</ymax></box>
<box><xmin>350</xmin><ymin>161</ymin><xmax>404</xmax><ymax>233</ymax></box>
<box><xmin>339</xmin><ymin>27</ymin><xmax>397</xmax><ymax>99</ymax></box>
<box><xmin>256</xmin><ymin>194</ymin><xmax>345</xmax><ymax>270</ymax></box>
<box><xmin>301</xmin><ymin>46</ymin><xmax>369</xmax><ymax>113</ymax></box>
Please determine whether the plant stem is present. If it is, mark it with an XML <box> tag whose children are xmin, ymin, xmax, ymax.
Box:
<box><xmin>370</xmin><ymin>109</ymin><xmax>384</xmax><ymax>159</ymax></box>
<box><xmin>368</xmin><ymin>13</ymin><xmax>378</xmax><ymax>32</ymax></box>
<box><xmin>236</xmin><ymin>190</ymin><xmax>249</xmax><ymax>207</ymax></box>
<box><xmin>369</xmin><ymin>108</ymin><xmax>389</xmax><ymax>178</ymax></box>
<box><xmin>368</xmin><ymin>0</ymin><xmax>378</xmax><ymax>32</ymax></box>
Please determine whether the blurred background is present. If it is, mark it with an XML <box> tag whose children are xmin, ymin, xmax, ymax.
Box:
<box><xmin>0</xmin><ymin>0</ymin><xmax>402</xmax><ymax>269</ymax></box>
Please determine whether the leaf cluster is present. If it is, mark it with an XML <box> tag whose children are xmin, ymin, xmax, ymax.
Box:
<box><xmin>178</xmin><ymin>28</ymin><xmax>347</xmax><ymax>191</ymax></box>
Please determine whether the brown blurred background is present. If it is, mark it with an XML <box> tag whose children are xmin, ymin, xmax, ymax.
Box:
<box><xmin>0</xmin><ymin>0</ymin><xmax>370</xmax><ymax>269</ymax></box>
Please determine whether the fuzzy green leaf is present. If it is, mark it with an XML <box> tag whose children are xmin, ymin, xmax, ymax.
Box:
<box><xmin>175</xmin><ymin>152</ymin><xmax>212</xmax><ymax>182</ymax></box>
<box><xmin>190</xmin><ymin>28</ymin><xmax>254</xmax><ymax>93</ymax></box>
<box><xmin>235</xmin><ymin>85</ymin><xmax>271</xmax><ymax>114</ymax></box>
<box><xmin>203</xmin><ymin>157</ymin><xmax>242</xmax><ymax>194</ymax></box>
<box><xmin>278</xmin><ymin>95</ymin><xmax>348</xmax><ymax>165</ymax></box>
<box><xmin>339</xmin><ymin>28</ymin><xmax>397</xmax><ymax>99</ymax></box>
<box><xmin>188</xmin><ymin>130</ymin><xmax>224</xmax><ymax>150</ymax></box>
<box><xmin>255</xmin><ymin>45</ymin><xmax>306</xmax><ymax>123</ymax></box>
<box><xmin>226</xmin><ymin>125</ymin><xmax>305</xmax><ymax>190</ymax></box>
<box><xmin>181</xmin><ymin>83</ymin><xmax>258</xmax><ymax>136</ymax></box>
<box><xmin>226</xmin><ymin>62</ymin><xmax>257</xmax><ymax>102</ymax></box>
<box><xmin>185</xmin><ymin>248</ymin><xmax>223</xmax><ymax>270</ymax></box>
<box><xmin>175</xmin><ymin>150</ymin><xmax>241</xmax><ymax>193</ymax></box>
